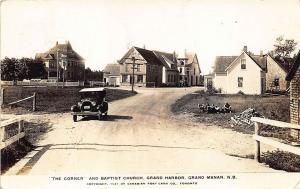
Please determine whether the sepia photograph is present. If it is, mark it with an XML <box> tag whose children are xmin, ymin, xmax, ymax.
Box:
<box><xmin>0</xmin><ymin>0</ymin><xmax>300</xmax><ymax>188</ymax></box>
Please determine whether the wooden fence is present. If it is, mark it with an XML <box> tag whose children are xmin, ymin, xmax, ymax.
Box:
<box><xmin>251</xmin><ymin>117</ymin><xmax>300</xmax><ymax>162</ymax></box>
<box><xmin>1</xmin><ymin>88</ymin><xmax>36</xmax><ymax>111</ymax></box>
<box><xmin>0</xmin><ymin>118</ymin><xmax>25</xmax><ymax>150</ymax></box>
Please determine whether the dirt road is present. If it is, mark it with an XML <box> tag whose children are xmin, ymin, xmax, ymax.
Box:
<box><xmin>5</xmin><ymin>87</ymin><xmax>276</xmax><ymax>175</ymax></box>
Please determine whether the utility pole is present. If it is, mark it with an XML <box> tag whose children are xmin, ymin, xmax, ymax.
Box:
<box><xmin>56</xmin><ymin>49</ymin><xmax>59</xmax><ymax>88</ymax></box>
<box><xmin>125</xmin><ymin>56</ymin><xmax>143</xmax><ymax>92</ymax></box>
<box><xmin>61</xmin><ymin>53</ymin><xmax>67</xmax><ymax>88</ymax></box>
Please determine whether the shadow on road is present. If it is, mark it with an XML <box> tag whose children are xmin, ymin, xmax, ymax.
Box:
<box><xmin>80</xmin><ymin>115</ymin><xmax>133</xmax><ymax>122</ymax></box>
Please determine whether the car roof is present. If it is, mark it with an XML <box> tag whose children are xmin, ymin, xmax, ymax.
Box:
<box><xmin>79</xmin><ymin>87</ymin><xmax>106</xmax><ymax>92</ymax></box>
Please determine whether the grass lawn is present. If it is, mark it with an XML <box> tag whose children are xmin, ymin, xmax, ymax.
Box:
<box><xmin>171</xmin><ymin>91</ymin><xmax>300</xmax><ymax>172</ymax></box>
<box><xmin>1</xmin><ymin>86</ymin><xmax>136</xmax><ymax>114</ymax></box>
<box><xmin>172</xmin><ymin>91</ymin><xmax>290</xmax><ymax>134</ymax></box>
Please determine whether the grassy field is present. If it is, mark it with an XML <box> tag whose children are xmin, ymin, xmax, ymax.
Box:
<box><xmin>171</xmin><ymin>91</ymin><xmax>300</xmax><ymax>172</ymax></box>
<box><xmin>172</xmin><ymin>91</ymin><xmax>290</xmax><ymax>134</ymax></box>
<box><xmin>1</xmin><ymin>86</ymin><xmax>136</xmax><ymax>114</ymax></box>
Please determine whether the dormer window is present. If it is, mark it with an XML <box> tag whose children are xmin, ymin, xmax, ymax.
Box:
<box><xmin>180</xmin><ymin>61</ymin><xmax>184</xmax><ymax>66</ymax></box>
<box><xmin>241</xmin><ymin>59</ymin><xmax>246</xmax><ymax>69</ymax></box>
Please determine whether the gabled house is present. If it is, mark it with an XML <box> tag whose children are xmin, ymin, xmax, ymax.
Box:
<box><xmin>177</xmin><ymin>51</ymin><xmax>201</xmax><ymax>86</ymax></box>
<box><xmin>266</xmin><ymin>56</ymin><xmax>293</xmax><ymax>92</ymax></box>
<box><xmin>103</xmin><ymin>63</ymin><xmax>121</xmax><ymax>86</ymax></box>
<box><xmin>207</xmin><ymin>46</ymin><xmax>291</xmax><ymax>94</ymax></box>
<box><xmin>118</xmin><ymin>47</ymin><xmax>163</xmax><ymax>87</ymax></box>
<box><xmin>286</xmin><ymin>51</ymin><xmax>300</xmax><ymax>139</ymax></box>
<box><xmin>153</xmin><ymin>50</ymin><xmax>179</xmax><ymax>86</ymax></box>
<box><xmin>36</xmin><ymin>41</ymin><xmax>85</xmax><ymax>81</ymax></box>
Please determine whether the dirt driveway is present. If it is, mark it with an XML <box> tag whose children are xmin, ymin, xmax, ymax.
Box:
<box><xmin>4</xmin><ymin>87</ymin><xmax>276</xmax><ymax>175</ymax></box>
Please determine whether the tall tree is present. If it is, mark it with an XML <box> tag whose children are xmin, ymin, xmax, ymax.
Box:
<box><xmin>1</xmin><ymin>57</ymin><xmax>18</xmax><ymax>81</ymax></box>
<box><xmin>1</xmin><ymin>57</ymin><xmax>46</xmax><ymax>81</ymax></box>
<box><xmin>273</xmin><ymin>35</ymin><xmax>297</xmax><ymax>58</ymax></box>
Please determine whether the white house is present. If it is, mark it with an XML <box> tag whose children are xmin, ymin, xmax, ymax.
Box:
<box><xmin>103</xmin><ymin>63</ymin><xmax>121</xmax><ymax>86</ymax></box>
<box><xmin>207</xmin><ymin>46</ymin><xmax>291</xmax><ymax>95</ymax></box>
<box><xmin>177</xmin><ymin>51</ymin><xmax>201</xmax><ymax>86</ymax></box>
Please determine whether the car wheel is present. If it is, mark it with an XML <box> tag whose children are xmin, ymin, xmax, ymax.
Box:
<box><xmin>98</xmin><ymin>112</ymin><xmax>102</xmax><ymax>120</ymax></box>
<box><xmin>73</xmin><ymin>115</ymin><xmax>77</xmax><ymax>122</ymax></box>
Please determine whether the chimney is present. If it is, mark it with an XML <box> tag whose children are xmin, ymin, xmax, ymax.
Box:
<box><xmin>143</xmin><ymin>44</ymin><xmax>146</xmax><ymax>49</ymax></box>
<box><xmin>184</xmin><ymin>49</ymin><xmax>187</xmax><ymax>57</ymax></box>
<box><xmin>56</xmin><ymin>41</ymin><xmax>58</xmax><ymax>45</ymax></box>
<box><xmin>260</xmin><ymin>50</ymin><xmax>263</xmax><ymax>56</ymax></box>
<box><xmin>243</xmin><ymin>46</ymin><xmax>247</xmax><ymax>52</ymax></box>
<box><xmin>173</xmin><ymin>51</ymin><xmax>176</xmax><ymax>62</ymax></box>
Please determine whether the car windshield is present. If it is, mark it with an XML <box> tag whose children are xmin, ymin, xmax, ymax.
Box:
<box><xmin>80</xmin><ymin>91</ymin><xmax>106</xmax><ymax>100</ymax></box>
<box><xmin>80</xmin><ymin>92</ymin><xmax>98</xmax><ymax>100</ymax></box>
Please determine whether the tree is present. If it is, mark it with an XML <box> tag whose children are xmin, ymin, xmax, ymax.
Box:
<box><xmin>273</xmin><ymin>35</ymin><xmax>297</xmax><ymax>58</ymax></box>
<box><xmin>20</xmin><ymin>58</ymin><xmax>46</xmax><ymax>79</ymax></box>
<box><xmin>85</xmin><ymin>67</ymin><xmax>103</xmax><ymax>81</ymax></box>
<box><xmin>1</xmin><ymin>57</ymin><xmax>46</xmax><ymax>81</ymax></box>
<box><xmin>1</xmin><ymin>57</ymin><xmax>18</xmax><ymax>81</ymax></box>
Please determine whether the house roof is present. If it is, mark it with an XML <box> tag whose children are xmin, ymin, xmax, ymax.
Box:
<box><xmin>286</xmin><ymin>51</ymin><xmax>300</xmax><ymax>81</ymax></box>
<box><xmin>153</xmin><ymin>51</ymin><xmax>178</xmax><ymax>71</ymax></box>
<box><xmin>270</xmin><ymin>56</ymin><xmax>294</xmax><ymax>73</ymax></box>
<box><xmin>35</xmin><ymin>41</ymin><xmax>84</xmax><ymax>61</ymax></box>
<box><xmin>177</xmin><ymin>52</ymin><xmax>196</xmax><ymax>64</ymax></box>
<box><xmin>213</xmin><ymin>56</ymin><xmax>238</xmax><ymax>73</ymax></box>
<box><xmin>248</xmin><ymin>54</ymin><xmax>267</xmax><ymax>71</ymax></box>
<box><xmin>103</xmin><ymin>63</ymin><xmax>120</xmax><ymax>75</ymax></box>
<box><xmin>119</xmin><ymin>47</ymin><xmax>165</xmax><ymax>66</ymax></box>
<box><xmin>134</xmin><ymin>47</ymin><xmax>163</xmax><ymax>66</ymax></box>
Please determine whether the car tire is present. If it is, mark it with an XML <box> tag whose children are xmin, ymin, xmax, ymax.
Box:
<box><xmin>98</xmin><ymin>112</ymin><xmax>102</xmax><ymax>120</ymax></box>
<box><xmin>73</xmin><ymin>115</ymin><xmax>77</xmax><ymax>122</ymax></box>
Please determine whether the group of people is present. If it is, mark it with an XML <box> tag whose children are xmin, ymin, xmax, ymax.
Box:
<box><xmin>198</xmin><ymin>102</ymin><xmax>232</xmax><ymax>113</ymax></box>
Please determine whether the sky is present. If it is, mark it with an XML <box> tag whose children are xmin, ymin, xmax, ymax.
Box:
<box><xmin>1</xmin><ymin>0</ymin><xmax>300</xmax><ymax>74</ymax></box>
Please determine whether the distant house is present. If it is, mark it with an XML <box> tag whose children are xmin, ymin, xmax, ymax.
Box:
<box><xmin>153</xmin><ymin>50</ymin><xmax>179</xmax><ymax>86</ymax></box>
<box><xmin>286</xmin><ymin>51</ymin><xmax>300</xmax><ymax>138</ymax></box>
<box><xmin>266</xmin><ymin>56</ymin><xmax>293</xmax><ymax>92</ymax></box>
<box><xmin>118</xmin><ymin>46</ymin><xmax>174</xmax><ymax>87</ymax></box>
<box><xmin>118</xmin><ymin>46</ymin><xmax>202</xmax><ymax>87</ymax></box>
<box><xmin>36</xmin><ymin>41</ymin><xmax>85</xmax><ymax>81</ymax></box>
<box><xmin>103</xmin><ymin>63</ymin><xmax>121</xmax><ymax>86</ymax></box>
<box><xmin>177</xmin><ymin>51</ymin><xmax>201</xmax><ymax>86</ymax></box>
<box><xmin>207</xmin><ymin>46</ymin><xmax>291</xmax><ymax>94</ymax></box>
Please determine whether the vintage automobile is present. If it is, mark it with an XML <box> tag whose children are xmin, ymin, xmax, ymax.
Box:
<box><xmin>71</xmin><ymin>87</ymin><xmax>108</xmax><ymax>122</ymax></box>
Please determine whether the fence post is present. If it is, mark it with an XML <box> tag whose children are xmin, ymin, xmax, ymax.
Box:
<box><xmin>0</xmin><ymin>88</ymin><xmax>4</xmax><ymax>106</ymax></box>
<box><xmin>33</xmin><ymin>92</ymin><xmax>36</xmax><ymax>111</ymax></box>
<box><xmin>254</xmin><ymin>121</ymin><xmax>261</xmax><ymax>163</ymax></box>
<box><xmin>0</xmin><ymin>127</ymin><xmax>5</xmax><ymax>143</ymax></box>
<box><xmin>18</xmin><ymin>119</ymin><xmax>23</xmax><ymax>142</ymax></box>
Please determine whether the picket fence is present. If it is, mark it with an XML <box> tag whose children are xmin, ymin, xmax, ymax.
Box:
<box><xmin>1</xmin><ymin>80</ymin><xmax>84</xmax><ymax>87</ymax></box>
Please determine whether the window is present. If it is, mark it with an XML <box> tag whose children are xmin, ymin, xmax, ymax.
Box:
<box><xmin>273</xmin><ymin>78</ymin><xmax>279</xmax><ymax>86</ymax></box>
<box><xmin>238</xmin><ymin>77</ymin><xmax>243</xmax><ymax>87</ymax></box>
<box><xmin>125</xmin><ymin>64</ymin><xmax>129</xmax><ymax>72</ymax></box>
<box><xmin>137</xmin><ymin>75</ymin><xmax>143</xmax><ymax>83</ymax></box>
<box><xmin>179</xmin><ymin>68</ymin><xmax>182</xmax><ymax>73</ymax></box>
<box><xmin>241</xmin><ymin>59</ymin><xmax>246</xmax><ymax>69</ymax></box>
<box><xmin>136</xmin><ymin>64</ymin><xmax>141</xmax><ymax>72</ymax></box>
<box><xmin>122</xmin><ymin>75</ymin><xmax>128</xmax><ymax>82</ymax></box>
<box><xmin>181</xmin><ymin>61</ymin><xmax>184</xmax><ymax>66</ymax></box>
<box><xmin>167</xmin><ymin>75</ymin><xmax>170</xmax><ymax>82</ymax></box>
